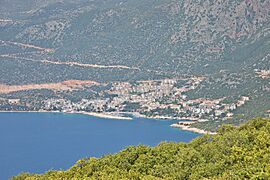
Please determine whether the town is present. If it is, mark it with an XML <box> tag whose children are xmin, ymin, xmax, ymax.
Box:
<box><xmin>37</xmin><ymin>77</ymin><xmax>250</xmax><ymax>122</ymax></box>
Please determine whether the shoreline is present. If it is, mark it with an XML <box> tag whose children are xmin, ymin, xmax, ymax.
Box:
<box><xmin>170</xmin><ymin>123</ymin><xmax>217</xmax><ymax>135</ymax></box>
<box><xmin>119</xmin><ymin>112</ymin><xmax>202</xmax><ymax>121</ymax></box>
<box><xmin>0</xmin><ymin>109</ymin><xmax>205</xmax><ymax>122</ymax></box>
<box><xmin>0</xmin><ymin>110</ymin><xmax>214</xmax><ymax>134</ymax></box>
<box><xmin>76</xmin><ymin>111</ymin><xmax>132</xmax><ymax>120</ymax></box>
<box><xmin>0</xmin><ymin>110</ymin><xmax>132</xmax><ymax>120</ymax></box>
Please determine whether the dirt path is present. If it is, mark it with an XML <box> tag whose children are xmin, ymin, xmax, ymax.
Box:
<box><xmin>0</xmin><ymin>54</ymin><xmax>140</xmax><ymax>70</ymax></box>
<box><xmin>0</xmin><ymin>40</ymin><xmax>54</xmax><ymax>53</ymax></box>
<box><xmin>0</xmin><ymin>19</ymin><xmax>13</xmax><ymax>23</ymax></box>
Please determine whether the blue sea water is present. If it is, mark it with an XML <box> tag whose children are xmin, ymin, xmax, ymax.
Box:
<box><xmin>0</xmin><ymin>112</ymin><xmax>200</xmax><ymax>179</ymax></box>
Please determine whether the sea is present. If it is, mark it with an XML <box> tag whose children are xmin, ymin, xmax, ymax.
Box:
<box><xmin>0</xmin><ymin>112</ymin><xmax>200</xmax><ymax>179</ymax></box>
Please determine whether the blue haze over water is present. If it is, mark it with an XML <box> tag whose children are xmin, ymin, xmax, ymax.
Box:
<box><xmin>0</xmin><ymin>112</ymin><xmax>199</xmax><ymax>179</ymax></box>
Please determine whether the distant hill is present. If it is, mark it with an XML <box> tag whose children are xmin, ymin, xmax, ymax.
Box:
<box><xmin>0</xmin><ymin>0</ymin><xmax>269</xmax><ymax>126</ymax></box>
<box><xmin>0</xmin><ymin>0</ymin><xmax>269</xmax><ymax>84</ymax></box>
<box><xmin>13</xmin><ymin>118</ymin><xmax>270</xmax><ymax>179</ymax></box>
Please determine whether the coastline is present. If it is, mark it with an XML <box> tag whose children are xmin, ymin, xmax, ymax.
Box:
<box><xmin>0</xmin><ymin>110</ymin><xmax>132</xmax><ymax>120</ymax></box>
<box><xmin>103</xmin><ymin>112</ymin><xmax>216</xmax><ymax>135</ymax></box>
<box><xmin>119</xmin><ymin>112</ymin><xmax>201</xmax><ymax>121</ymax></box>
<box><xmin>0</xmin><ymin>110</ymin><xmax>213</xmax><ymax>134</ymax></box>
<box><xmin>170</xmin><ymin>123</ymin><xmax>217</xmax><ymax>135</ymax></box>
<box><xmin>76</xmin><ymin>111</ymin><xmax>132</xmax><ymax>120</ymax></box>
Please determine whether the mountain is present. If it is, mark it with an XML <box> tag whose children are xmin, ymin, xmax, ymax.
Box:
<box><xmin>0</xmin><ymin>0</ymin><xmax>269</xmax><ymax>129</ymax></box>
<box><xmin>1</xmin><ymin>0</ymin><xmax>269</xmax><ymax>84</ymax></box>
<box><xmin>13</xmin><ymin>118</ymin><xmax>270</xmax><ymax>179</ymax></box>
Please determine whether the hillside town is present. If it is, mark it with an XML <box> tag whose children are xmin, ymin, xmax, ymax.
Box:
<box><xmin>0</xmin><ymin>77</ymin><xmax>252</xmax><ymax>123</ymax></box>
<box><xmin>35</xmin><ymin>77</ymin><xmax>250</xmax><ymax>122</ymax></box>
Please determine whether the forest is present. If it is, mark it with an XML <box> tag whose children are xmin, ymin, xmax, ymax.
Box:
<box><xmin>14</xmin><ymin>117</ymin><xmax>270</xmax><ymax>179</ymax></box>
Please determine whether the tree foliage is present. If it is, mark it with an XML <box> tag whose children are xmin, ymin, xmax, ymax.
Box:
<box><xmin>13</xmin><ymin>118</ymin><xmax>270</xmax><ymax>180</ymax></box>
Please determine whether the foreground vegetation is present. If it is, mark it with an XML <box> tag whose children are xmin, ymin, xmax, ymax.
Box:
<box><xmin>14</xmin><ymin>118</ymin><xmax>270</xmax><ymax>179</ymax></box>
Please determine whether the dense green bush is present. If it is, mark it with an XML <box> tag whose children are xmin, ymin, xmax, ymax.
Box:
<box><xmin>14</xmin><ymin>118</ymin><xmax>270</xmax><ymax>180</ymax></box>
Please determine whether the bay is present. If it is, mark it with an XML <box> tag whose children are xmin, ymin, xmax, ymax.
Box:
<box><xmin>0</xmin><ymin>112</ymin><xmax>200</xmax><ymax>179</ymax></box>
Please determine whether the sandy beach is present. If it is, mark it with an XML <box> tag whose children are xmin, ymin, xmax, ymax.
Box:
<box><xmin>78</xmin><ymin>112</ymin><xmax>132</xmax><ymax>120</ymax></box>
